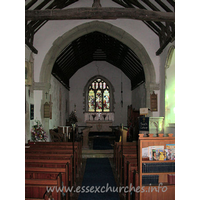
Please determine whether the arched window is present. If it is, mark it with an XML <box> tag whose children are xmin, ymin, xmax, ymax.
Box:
<box><xmin>88</xmin><ymin>78</ymin><xmax>110</xmax><ymax>112</ymax></box>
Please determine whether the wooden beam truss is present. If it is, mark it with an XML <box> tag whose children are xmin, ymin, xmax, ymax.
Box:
<box><xmin>25</xmin><ymin>7</ymin><xmax>175</xmax><ymax>22</ymax></box>
<box><xmin>25</xmin><ymin>0</ymin><xmax>175</xmax><ymax>55</ymax></box>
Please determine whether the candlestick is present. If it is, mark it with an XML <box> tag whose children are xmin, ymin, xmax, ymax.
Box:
<box><xmin>63</xmin><ymin>127</ymin><xmax>64</xmax><ymax>133</ymax></box>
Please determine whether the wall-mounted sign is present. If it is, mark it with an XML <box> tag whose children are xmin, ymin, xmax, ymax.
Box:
<box><xmin>44</xmin><ymin>102</ymin><xmax>50</xmax><ymax>118</ymax></box>
<box><xmin>139</xmin><ymin>117</ymin><xmax>149</xmax><ymax>131</ymax></box>
<box><xmin>150</xmin><ymin>91</ymin><xmax>157</xmax><ymax>111</ymax></box>
<box><xmin>140</xmin><ymin>108</ymin><xmax>148</xmax><ymax>115</ymax></box>
<box><xmin>30</xmin><ymin>104</ymin><xmax>34</xmax><ymax>120</ymax></box>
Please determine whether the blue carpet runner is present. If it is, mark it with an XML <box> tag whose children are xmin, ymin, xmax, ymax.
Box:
<box><xmin>78</xmin><ymin>158</ymin><xmax>120</xmax><ymax>200</ymax></box>
<box><xmin>93</xmin><ymin>138</ymin><xmax>113</xmax><ymax>150</ymax></box>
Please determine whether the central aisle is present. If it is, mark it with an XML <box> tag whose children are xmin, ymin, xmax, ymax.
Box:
<box><xmin>78</xmin><ymin>158</ymin><xmax>120</xmax><ymax>200</ymax></box>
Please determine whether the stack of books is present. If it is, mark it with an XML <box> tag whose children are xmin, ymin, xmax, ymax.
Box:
<box><xmin>142</xmin><ymin>175</ymin><xmax>159</xmax><ymax>185</ymax></box>
<box><xmin>168</xmin><ymin>174</ymin><xmax>175</xmax><ymax>184</ymax></box>
<box><xmin>142</xmin><ymin>163</ymin><xmax>175</xmax><ymax>173</ymax></box>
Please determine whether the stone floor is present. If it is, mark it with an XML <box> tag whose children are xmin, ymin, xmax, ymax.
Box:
<box><xmin>82</xmin><ymin>149</ymin><xmax>114</xmax><ymax>158</ymax></box>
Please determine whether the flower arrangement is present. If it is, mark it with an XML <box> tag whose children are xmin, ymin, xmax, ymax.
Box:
<box><xmin>69</xmin><ymin>111</ymin><xmax>78</xmax><ymax>124</ymax></box>
<box><xmin>31</xmin><ymin>120</ymin><xmax>47</xmax><ymax>142</ymax></box>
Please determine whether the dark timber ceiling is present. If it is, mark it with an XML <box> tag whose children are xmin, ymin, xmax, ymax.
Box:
<box><xmin>52</xmin><ymin>31</ymin><xmax>145</xmax><ymax>90</ymax></box>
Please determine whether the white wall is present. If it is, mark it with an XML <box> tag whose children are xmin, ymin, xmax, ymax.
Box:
<box><xmin>70</xmin><ymin>61</ymin><xmax>131</xmax><ymax>126</ymax></box>
<box><xmin>49</xmin><ymin>75</ymin><xmax>69</xmax><ymax>129</ymax></box>
<box><xmin>159</xmin><ymin>42</ymin><xmax>175</xmax><ymax>136</ymax></box>
<box><xmin>131</xmin><ymin>83</ymin><xmax>146</xmax><ymax>110</ymax></box>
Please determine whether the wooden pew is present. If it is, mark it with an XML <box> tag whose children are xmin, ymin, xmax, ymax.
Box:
<box><xmin>126</xmin><ymin>161</ymin><xmax>139</xmax><ymax>200</ymax></box>
<box><xmin>25</xmin><ymin>165</ymin><xmax>70</xmax><ymax>200</ymax></box>
<box><xmin>114</xmin><ymin>142</ymin><xmax>137</xmax><ymax>171</ymax></box>
<box><xmin>118</xmin><ymin>152</ymin><xmax>137</xmax><ymax>186</ymax></box>
<box><xmin>114</xmin><ymin>142</ymin><xmax>136</xmax><ymax>163</ymax></box>
<box><xmin>118</xmin><ymin>147</ymin><xmax>137</xmax><ymax>168</ymax></box>
<box><xmin>25</xmin><ymin>141</ymin><xmax>82</xmax><ymax>199</ymax></box>
<box><xmin>123</xmin><ymin>155</ymin><xmax>138</xmax><ymax>187</ymax></box>
<box><xmin>25</xmin><ymin>148</ymin><xmax>79</xmax><ymax>167</ymax></box>
<box><xmin>25</xmin><ymin>148</ymin><xmax>78</xmax><ymax>181</ymax></box>
<box><xmin>25</xmin><ymin>148</ymin><xmax>79</xmax><ymax>174</ymax></box>
<box><xmin>114</xmin><ymin>142</ymin><xmax>139</xmax><ymax>199</ymax></box>
<box><xmin>25</xmin><ymin>158</ymin><xmax>74</xmax><ymax>187</ymax></box>
<box><xmin>27</xmin><ymin>142</ymin><xmax>82</xmax><ymax>172</ymax></box>
<box><xmin>25</xmin><ymin>154</ymin><xmax>75</xmax><ymax>186</ymax></box>
<box><xmin>117</xmin><ymin>147</ymin><xmax>137</xmax><ymax>178</ymax></box>
<box><xmin>25</xmin><ymin>173</ymin><xmax>62</xmax><ymax>200</ymax></box>
<box><xmin>113</xmin><ymin>142</ymin><xmax>138</xmax><ymax>187</ymax></box>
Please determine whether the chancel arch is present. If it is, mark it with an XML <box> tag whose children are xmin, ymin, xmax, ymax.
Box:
<box><xmin>39</xmin><ymin>21</ymin><xmax>158</xmax><ymax>128</ymax></box>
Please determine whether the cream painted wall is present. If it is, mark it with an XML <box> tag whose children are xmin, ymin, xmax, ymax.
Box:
<box><xmin>49</xmin><ymin>75</ymin><xmax>69</xmax><ymax>129</ymax></box>
<box><xmin>131</xmin><ymin>83</ymin><xmax>146</xmax><ymax>110</ymax></box>
<box><xmin>159</xmin><ymin>42</ymin><xmax>175</xmax><ymax>135</ymax></box>
<box><xmin>70</xmin><ymin>61</ymin><xmax>131</xmax><ymax>126</ymax></box>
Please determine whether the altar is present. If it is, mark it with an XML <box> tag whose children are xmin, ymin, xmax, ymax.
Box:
<box><xmin>86</xmin><ymin>120</ymin><xmax>113</xmax><ymax>132</ymax></box>
<box><xmin>84</xmin><ymin>112</ymin><xmax>114</xmax><ymax>132</ymax></box>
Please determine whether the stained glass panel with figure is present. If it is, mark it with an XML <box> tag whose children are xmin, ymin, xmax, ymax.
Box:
<box><xmin>96</xmin><ymin>90</ymin><xmax>102</xmax><ymax>112</ymax></box>
<box><xmin>103</xmin><ymin>89</ymin><xmax>110</xmax><ymax>112</ymax></box>
<box><xmin>88</xmin><ymin>90</ymin><xmax>95</xmax><ymax>112</ymax></box>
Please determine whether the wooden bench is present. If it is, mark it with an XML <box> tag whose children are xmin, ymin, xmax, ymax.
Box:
<box><xmin>25</xmin><ymin>165</ymin><xmax>70</xmax><ymax>200</ymax></box>
<box><xmin>123</xmin><ymin>155</ymin><xmax>138</xmax><ymax>187</ymax></box>
<box><xmin>116</xmin><ymin>147</ymin><xmax>137</xmax><ymax>176</ymax></box>
<box><xmin>27</xmin><ymin>142</ymin><xmax>82</xmax><ymax>171</ymax></box>
<box><xmin>25</xmin><ymin>173</ymin><xmax>62</xmax><ymax>200</ymax></box>
<box><xmin>116</xmin><ymin>147</ymin><xmax>138</xmax><ymax>179</ymax></box>
<box><xmin>25</xmin><ymin>154</ymin><xmax>75</xmax><ymax>186</ymax></box>
<box><xmin>114</xmin><ymin>142</ymin><xmax>139</xmax><ymax>199</ymax></box>
<box><xmin>114</xmin><ymin>142</ymin><xmax>135</xmax><ymax>164</ymax></box>
<box><xmin>25</xmin><ymin>148</ymin><xmax>79</xmax><ymax>174</ymax></box>
<box><xmin>126</xmin><ymin>161</ymin><xmax>139</xmax><ymax>200</ymax></box>
<box><xmin>114</xmin><ymin>142</ymin><xmax>137</xmax><ymax>171</ymax></box>
<box><xmin>25</xmin><ymin>157</ymin><xmax>74</xmax><ymax>187</ymax></box>
<box><xmin>25</xmin><ymin>147</ymin><xmax>79</xmax><ymax>176</ymax></box>
<box><xmin>25</xmin><ymin>142</ymin><xmax>82</xmax><ymax>199</ymax></box>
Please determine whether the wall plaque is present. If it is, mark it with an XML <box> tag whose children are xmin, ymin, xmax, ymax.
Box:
<box><xmin>30</xmin><ymin>104</ymin><xmax>34</xmax><ymax>120</ymax></box>
<box><xmin>150</xmin><ymin>91</ymin><xmax>157</xmax><ymax>111</ymax></box>
<box><xmin>44</xmin><ymin>102</ymin><xmax>50</xmax><ymax>118</ymax></box>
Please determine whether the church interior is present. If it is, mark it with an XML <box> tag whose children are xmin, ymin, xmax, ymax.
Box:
<box><xmin>23</xmin><ymin>0</ymin><xmax>177</xmax><ymax>199</ymax></box>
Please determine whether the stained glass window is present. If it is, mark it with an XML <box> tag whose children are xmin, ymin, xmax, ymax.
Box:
<box><xmin>96</xmin><ymin>90</ymin><xmax>102</xmax><ymax>112</ymax></box>
<box><xmin>103</xmin><ymin>89</ymin><xmax>110</xmax><ymax>112</ymax></box>
<box><xmin>88</xmin><ymin>78</ymin><xmax>110</xmax><ymax>112</ymax></box>
<box><xmin>88</xmin><ymin>90</ymin><xmax>95</xmax><ymax>112</ymax></box>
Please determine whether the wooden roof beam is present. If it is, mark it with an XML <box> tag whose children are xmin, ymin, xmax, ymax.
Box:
<box><xmin>25</xmin><ymin>7</ymin><xmax>175</xmax><ymax>22</ymax></box>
